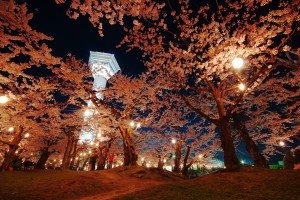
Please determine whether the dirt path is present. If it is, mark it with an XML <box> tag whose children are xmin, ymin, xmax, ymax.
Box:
<box><xmin>79</xmin><ymin>169</ymin><xmax>168</xmax><ymax>200</ymax></box>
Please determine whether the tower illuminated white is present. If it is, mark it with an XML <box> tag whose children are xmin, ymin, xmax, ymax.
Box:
<box><xmin>81</xmin><ymin>51</ymin><xmax>121</xmax><ymax>141</ymax></box>
<box><xmin>89</xmin><ymin>51</ymin><xmax>121</xmax><ymax>98</ymax></box>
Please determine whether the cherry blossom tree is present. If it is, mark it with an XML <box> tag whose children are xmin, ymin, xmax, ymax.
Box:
<box><xmin>89</xmin><ymin>74</ymin><xmax>158</xmax><ymax>166</ymax></box>
<box><xmin>62</xmin><ymin>0</ymin><xmax>299</xmax><ymax>170</ymax></box>
<box><xmin>238</xmin><ymin>69</ymin><xmax>300</xmax><ymax>158</ymax></box>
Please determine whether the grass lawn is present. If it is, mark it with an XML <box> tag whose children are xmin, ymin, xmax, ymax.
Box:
<box><xmin>0</xmin><ymin>166</ymin><xmax>299</xmax><ymax>200</ymax></box>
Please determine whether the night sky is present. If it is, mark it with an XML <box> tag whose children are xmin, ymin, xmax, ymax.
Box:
<box><xmin>25</xmin><ymin>1</ymin><xmax>298</xmax><ymax>165</ymax></box>
<box><xmin>27</xmin><ymin>0</ymin><xmax>146</xmax><ymax>76</ymax></box>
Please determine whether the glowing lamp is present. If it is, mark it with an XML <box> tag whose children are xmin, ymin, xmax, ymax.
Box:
<box><xmin>171</xmin><ymin>139</ymin><xmax>176</xmax><ymax>144</ymax></box>
<box><xmin>8</xmin><ymin>127</ymin><xmax>14</xmax><ymax>132</ymax></box>
<box><xmin>137</xmin><ymin>123</ymin><xmax>141</xmax><ymax>128</ymax></box>
<box><xmin>24</xmin><ymin>133</ymin><xmax>30</xmax><ymax>138</ymax></box>
<box><xmin>238</xmin><ymin>83</ymin><xmax>245</xmax><ymax>91</ymax></box>
<box><xmin>0</xmin><ymin>96</ymin><xmax>9</xmax><ymax>104</ymax></box>
<box><xmin>232</xmin><ymin>58</ymin><xmax>244</xmax><ymax>69</ymax></box>
<box><xmin>130</xmin><ymin>121</ymin><xmax>135</xmax><ymax>127</ymax></box>
<box><xmin>84</xmin><ymin>109</ymin><xmax>92</xmax><ymax>117</ymax></box>
<box><xmin>279</xmin><ymin>141</ymin><xmax>285</xmax><ymax>147</ymax></box>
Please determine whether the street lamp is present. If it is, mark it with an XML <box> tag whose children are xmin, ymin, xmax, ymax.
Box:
<box><xmin>232</xmin><ymin>58</ymin><xmax>244</xmax><ymax>69</ymax></box>
<box><xmin>279</xmin><ymin>141</ymin><xmax>285</xmax><ymax>147</ymax></box>
<box><xmin>84</xmin><ymin>109</ymin><xmax>92</xmax><ymax>117</ymax></box>
<box><xmin>0</xmin><ymin>96</ymin><xmax>9</xmax><ymax>104</ymax></box>
<box><xmin>171</xmin><ymin>139</ymin><xmax>176</xmax><ymax>144</ymax></box>
<box><xmin>130</xmin><ymin>121</ymin><xmax>135</xmax><ymax>127</ymax></box>
<box><xmin>238</xmin><ymin>83</ymin><xmax>246</xmax><ymax>91</ymax></box>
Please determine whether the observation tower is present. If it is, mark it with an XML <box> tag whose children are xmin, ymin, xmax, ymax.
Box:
<box><xmin>81</xmin><ymin>51</ymin><xmax>121</xmax><ymax>141</ymax></box>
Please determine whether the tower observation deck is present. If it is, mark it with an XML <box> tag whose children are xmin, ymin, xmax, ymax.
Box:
<box><xmin>89</xmin><ymin>51</ymin><xmax>121</xmax><ymax>97</ymax></box>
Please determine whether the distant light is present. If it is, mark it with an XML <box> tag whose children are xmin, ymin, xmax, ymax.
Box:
<box><xmin>163</xmin><ymin>159</ymin><xmax>166</xmax><ymax>163</ymax></box>
<box><xmin>84</xmin><ymin>109</ymin><xmax>92</xmax><ymax>117</ymax></box>
<box><xmin>0</xmin><ymin>96</ymin><xmax>9</xmax><ymax>104</ymax></box>
<box><xmin>89</xmin><ymin>150</ymin><xmax>92</xmax><ymax>154</ymax></box>
<box><xmin>171</xmin><ymin>139</ymin><xmax>176</xmax><ymax>144</ymax></box>
<box><xmin>198</xmin><ymin>154</ymin><xmax>203</xmax><ymax>159</ymax></box>
<box><xmin>279</xmin><ymin>141</ymin><xmax>285</xmax><ymax>147</ymax></box>
<box><xmin>241</xmin><ymin>160</ymin><xmax>245</xmax><ymax>164</ymax></box>
<box><xmin>141</xmin><ymin>158</ymin><xmax>144</xmax><ymax>161</ymax></box>
<box><xmin>90</xmin><ymin>141</ymin><xmax>94</xmax><ymax>145</ymax></box>
<box><xmin>8</xmin><ymin>127</ymin><xmax>14</xmax><ymax>132</ymax></box>
<box><xmin>97</xmin><ymin>133</ymin><xmax>101</xmax><ymax>138</ymax></box>
<box><xmin>137</xmin><ymin>123</ymin><xmax>141</xmax><ymax>128</ymax></box>
<box><xmin>24</xmin><ymin>133</ymin><xmax>30</xmax><ymax>138</ymax></box>
<box><xmin>130</xmin><ymin>121</ymin><xmax>135</xmax><ymax>127</ymax></box>
<box><xmin>30</xmin><ymin>153</ymin><xmax>33</xmax><ymax>156</ymax></box>
<box><xmin>239</xmin><ymin>83</ymin><xmax>245</xmax><ymax>91</ymax></box>
<box><xmin>232</xmin><ymin>58</ymin><xmax>244</xmax><ymax>69</ymax></box>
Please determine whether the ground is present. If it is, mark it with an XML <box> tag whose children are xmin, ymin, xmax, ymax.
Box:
<box><xmin>0</xmin><ymin>166</ymin><xmax>299</xmax><ymax>200</ymax></box>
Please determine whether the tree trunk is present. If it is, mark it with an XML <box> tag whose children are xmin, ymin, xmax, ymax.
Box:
<box><xmin>62</xmin><ymin>132</ymin><xmax>75</xmax><ymax>169</ymax></box>
<box><xmin>0</xmin><ymin>144</ymin><xmax>18</xmax><ymax>171</ymax></box>
<box><xmin>97</xmin><ymin>138</ymin><xmax>114</xmax><ymax>170</ymax></box>
<box><xmin>69</xmin><ymin>139</ymin><xmax>79</xmax><ymax>167</ymax></box>
<box><xmin>218</xmin><ymin>119</ymin><xmax>241</xmax><ymax>171</ymax></box>
<box><xmin>173</xmin><ymin>145</ymin><xmax>182</xmax><ymax>173</ymax></box>
<box><xmin>233</xmin><ymin>113</ymin><xmax>268</xmax><ymax>168</ymax></box>
<box><xmin>119</xmin><ymin>126</ymin><xmax>138</xmax><ymax>166</ymax></box>
<box><xmin>82</xmin><ymin>157</ymin><xmax>89</xmax><ymax>169</ymax></box>
<box><xmin>181</xmin><ymin>146</ymin><xmax>192</xmax><ymax>177</ymax></box>
<box><xmin>35</xmin><ymin>148</ymin><xmax>50</xmax><ymax>169</ymax></box>
<box><xmin>0</xmin><ymin>126</ymin><xmax>23</xmax><ymax>171</ymax></box>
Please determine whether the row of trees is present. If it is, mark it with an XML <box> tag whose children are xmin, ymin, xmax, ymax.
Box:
<box><xmin>0</xmin><ymin>0</ymin><xmax>299</xmax><ymax>173</ymax></box>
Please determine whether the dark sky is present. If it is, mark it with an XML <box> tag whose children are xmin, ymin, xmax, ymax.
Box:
<box><xmin>27</xmin><ymin>0</ymin><xmax>145</xmax><ymax>76</ymax></box>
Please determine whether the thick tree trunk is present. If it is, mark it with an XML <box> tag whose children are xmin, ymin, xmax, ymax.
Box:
<box><xmin>62</xmin><ymin>132</ymin><xmax>75</xmax><ymax>169</ymax></box>
<box><xmin>0</xmin><ymin>126</ymin><xmax>23</xmax><ymax>171</ymax></box>
<box><xmin>69</xmin><ymin>139</ymin><xmax>79</xmax><ymax>167</ymax></box>
<box><xmin>119</xmin><ymin>127</ymin><xmax>138</xmax><ymax>166</ymax></box>
<box><xmin>35</xmin><ymin>148</ymin><xmax>50</xmax><ymax>169</ymax></box>
<box><xmin>82</xmin><ymin>157</ymin><xmax>89</xmax><ymax>169</ymax></box>
<box><xmin>97</xmin><ymin>138</ymin><xmax>114</xmax><ymax>170</ymax></box>
<box><xmin>0</xmin><ymin>144</ymin><xmax>18</xmax><ymax>171</ymax></box>
<box><xmin>181</xmin><ymin>146</ymin><xmax>192</xmax><ymax>177</ymax></box>
<box><xmin>173</xmin><ymin>145</ymin><xmax>182</xmax><ymax>173</ymax></box>
<box><xmin>233</xmin><ymin>113</ymin><xmax>268</xmax><ymax>168</ymax></box>
<box><xmin>218</xmin><ymin>119</ymin><xmax>241</xmax><ymax>171</ymax></box>
<box><xmin>97</xmin><ymin>151</ymin><xmax>107</xmax><ymax>170</ymax></box>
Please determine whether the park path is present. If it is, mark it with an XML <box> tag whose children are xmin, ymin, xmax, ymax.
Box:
<box><xmin>78</xmin><ymin>169</ymin><xmax>167</xmax><ymax>200</ymax></box>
